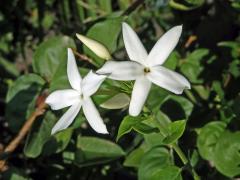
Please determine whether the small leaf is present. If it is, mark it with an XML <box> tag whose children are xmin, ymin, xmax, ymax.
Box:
<box><xmin>84</xmin><ymin>17</ymin><xmax>123</xmax><ymax>66</ymax></box>
<box><xmin>5</xmin><ymin>74</ymin><xmax>45</xmax><ymax>132</ymax></box>
<box><xmin>0</xmin><ymin>57</ymin><xmax>19</xmax><ymax>77</ymax></box>
<box><xmin>213</xmin><ymin>131</ymin><xmax>240</xmax><ymax>177</ymax></box>
<box><xmin>75</xmin><ymin>136</ymin><xmax>125</xmax><ymax>167</ymax></box>
<box><xmin>163</xmin><ymin>120</ymin><xmax>186</xmax><ymax>144</ymax></box>
<box><xmin>24</xmin><ymin>112</ymin><xmax>57</xmax><ymax>158</ymax></box>
<box><xmin>124</xmin><ymin>145</ymin><xmax>145</xmax><ymax>168</ymax></box>
<box><xmin>170</xmin><ymin>0</ymin><xmax>205</xmax><ymax>11</ymax></box>
<box><xmin>151</xmin><ymin>166</ymin><xmax>182</xmax><ymax>180</ymax></box>
<box><xmin>138</xmin><ymin>147</ymin><xmax>173</xmax><ymax>180</ymax></box>
<box><xmin>197</xmin><ymin>121</ymin><xmax>226</xmax><ymax>160</ymax></box>
<box><xmin>32</xmin><ymin>36</ymin><xmax>76</xmax><ymax>81</ymax></box>
<box><xmin>117</xmin><ymin>116</ymin><xmax>154</xmax><ymax>141</ymax></box>
<box><xmin>100</xmin><ymin>93</ymin><xmax>130</xmax><ymax>109</ymax></box>
<box><xmin>180</xmin><ymin>49</ymin><xmax>209</xmax><ymax>84</ymax></box>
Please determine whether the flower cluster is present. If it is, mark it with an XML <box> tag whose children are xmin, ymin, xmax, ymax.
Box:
<box><xmin>46</xmin><ymin>22</ymin><xmax>190</xmax><ymax>135</ymax></box>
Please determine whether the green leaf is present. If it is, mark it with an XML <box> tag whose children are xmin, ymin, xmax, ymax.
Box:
<box><xmin>100</xmin><ymin>93</ymin><xmax>130</xmax><ymax>109</ymax></box>
<box><xmin>133</xmin><ymin>122</ymin><xmax>159</xmax><ymax>135</ymax></box>
<box><xmin>84</xmin><ymin>17</ymin><xmax>123</xmax><ymax>66</ymax></box>
<box><xmin>180</xmin><ymin>49</ymin><xmax>209</xmax><ymax>84</ymax></box>
<box><xmin>75</xmin><ymin>136</ymin><xmax>125</xmax><ymax>166</ymax></box>
<box><xmin>124</xmin><ymin>145</ymin><xmax>145</xmax><ymax>168</ymax></box>
<box><xmin>161</xmin><ymin>96</ymin><xmax>193</xmax><ymax>120</ymax></box>
<box><xmin>147</xmin><ymin>85</ymin><xmax>169</xmax><ymax>113</ymax></box>
<box><xmin>144</xmin><ymin>133</ymin><xmax>165</xmax><ymax>148</ymax></box>
<box><xmin>2</xmin><ymin>167</ymin><xmax>28</xmax><ymax>180</ymax></box>
<box><xmin>197</xmin><ymin>121</ymin><xmax>226</xmax><ymax>160</ymax></box>
<box><xmin>0</xmin><ymin>57</ymin><xmax>19</xmax><ymax>77</ymax></box>
<box><xmin>43</xmin><ymin>128</ymin><xmax>73</xmax><ymax>155</ymax></box>
<box><xmin>32</xmin><ymin>36</ymin><xmax>76</xmax><ymax>81</ymax></box>
<box><xmin>5</xmin><ymin>74</ymin><xmax>45</xmax><ymax>132</ymax></box>
<box><xmin>138</xmin><ymin>147</ymin><xmax>173</xmax><ymax>180</ymax></box>
<box><xmin>163</xmin><ymin>51</ymin><xmax>180</xmax><ymax>70</ymax></box>
<box><xmin>218</xmin><ymin>41</ymin><xmax>240</xmax><ymax>58</ymax></box>
<box><xmin>24</xmin><ymin>112</ymin><xmax>57</xmax><ymax>158</ymax></box>
<box><xmin>117</xmin><ymin>116</ymin><xmax>156</xmax><ymax>141</ymax></box>
<box><xmin>163</xmin><ymin>120</ymin><xmax>186</xmax><ymax>144</ymax></box>
<box><xmin>213</xmin><ymin>131</ymin><xmax>240</xmax><ymax>177</ymax></box>
<box><xmin>169</xmin><ymin>0</ymin><xmax>205</xmax><ymax>11</ymax></box>
<box><xmin>151</xmin><ymin>166</ymin><xmax>182</xmax><ymax>180</ymax></box>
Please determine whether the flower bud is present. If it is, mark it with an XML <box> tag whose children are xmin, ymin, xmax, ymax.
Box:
<box><xmin>76</xmin><ymin>34</ymin><xmax>112</xmax><ymax>60</ymax></box>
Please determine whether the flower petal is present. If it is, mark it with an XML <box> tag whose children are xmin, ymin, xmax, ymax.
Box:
<box><xmin>147</xmin><ymin>25</ymin><xmax>182</xmax><ymax>67</ymax></box>
<box><xmin>122</xmin><ymin>22</ymin><xmax>148</xmax><ymax>65</ymax></box>
<box><xmin>82</xmin><ymin>70</ymin><xmax>106</xmax><ymax>97</ymax></box>
<box><xmin>96</xmin><ymin>61</ymin><xmax>143</xmax><ymax>80</ymax></box>
<box><xmin>51</xmin><ymin>102</ymin><xmax>81</xmax><ymax>135</ymax></box>
<box><xmin>76</xmin><ymin>34</ymin><xmax>112</xmax><ymax>60</ymax></box>
<box><xmin>67</xmin><ymin>48</ymin><xmax>82</xmax><ymax>91</ymax></box>
<box><xmin>129</xmin><ymin>76</ymin><xmax>151</xmax><ymax>116</ymax></box>
<box><xmin>147</xmin><ymin>66</ymin><xmax>190</xmax><ymax>94</ymax></box>
<box><xmin>82</xmin><ymin>97</ymin><xmax>108</xmax><ymax>134</ymax></box>
<box><xmin>45</xmin><ymin>89</ymin><xmax>80</xmax><ymax>110</ymax></box>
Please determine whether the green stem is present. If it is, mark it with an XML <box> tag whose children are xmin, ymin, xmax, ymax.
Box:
<box><xmin>172</xmin><ymin>143</ymin><xmax>200</xmax><ymax>180</ymax></box>
<box><xmin>172</xmin><ymin>143</ymin><xmax>188</xmax><ymax>165</ymax></box>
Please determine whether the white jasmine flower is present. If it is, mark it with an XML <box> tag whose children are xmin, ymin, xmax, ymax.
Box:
<box><xmin>46</xmin><ymin>48</ymin><xmax>108</xmax><ymax>134</ymax></box>
<box><xmin>97</xmin><ymin>22</ymin><xmax>190</xmax><ymax>116</ymax></box>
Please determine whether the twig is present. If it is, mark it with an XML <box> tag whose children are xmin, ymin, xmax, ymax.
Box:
<box><xmin>72</xmin><ymin>49</ymin><xmax>94</xmax><ymax>64</ymax></box>
<box><xmin>122</xmin><ymin>0</ymin><xmax>145</xmax><ymax>16</ymax></box>
<box><xmin>0</xmin><ymin>95</ymin><xmax>48</xmax><ymax>172</ymax></box>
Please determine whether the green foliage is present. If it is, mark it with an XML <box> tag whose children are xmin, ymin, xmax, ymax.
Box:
<box><xmin>75</xmin><ymin>136</ymin><xmax>125</xmax><ymax>166</ymax></box>
<box><xmin>5</xmin><ymin>74</ymin><xmax>45</xmax><ymax>132</ymax></box>
<box><xmin>117</xmin><ymin>115</ymin><xmax>158</xmax><ymax>141</ymax></box>
<box><xmin>197</xmin><ymin>121</ymin><xmax>226</xmax><ymax>160</ymax></box>
<box><xmin>1</xmin><ymin>0</ymin><xmax>240</xmax><ymax>179</ymax></box>
<box><xmin>213</xmin><ymin>131</ymin><xmax>240</xmax><ymax>177</ymax></box>
<box><xmin>32</xmin><ymin>36</ymin><xmax>76</xmax><ymax>81</ymax></box>
<box><xmin>163</xmin><ymin>120</ymin><xmax>186</xmax><ymax>144</ymax></box>
<box><xmin>138</xmin><ymin>147</ymin><xmax>182</xmax><ymax>180</ymax></box>
<box><xmin>83</xmin><ymin>17</ymin><xmax>123</xmax><ymax>66</ymax></box>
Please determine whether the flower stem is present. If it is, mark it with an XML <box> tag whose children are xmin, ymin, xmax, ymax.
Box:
<box><xmin>172</xmin><ymin>143</ymin><xmax>188</xmax><ymax>164</ymax></box>
<box><xmin>172</xmin><ymin>143</ymin><xmax>200</xmax><ymax>180</ymax></box>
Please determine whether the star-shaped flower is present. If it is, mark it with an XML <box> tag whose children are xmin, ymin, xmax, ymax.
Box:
<box><xmin>97</xmin><ymin>22</ymin><xmax>190</xmax><ymax>116</ymax></box>
<box><xmin>46</xmin><ymin>48</ymin><xmax>108</xmax><ymax>134</ymax></box>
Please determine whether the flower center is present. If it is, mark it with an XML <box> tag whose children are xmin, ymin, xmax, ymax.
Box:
<box><xmin>80</xmin><ymin>94</ymin><xmax>84</xmax><ymax>100</ymax></box>
<box><xmin>144</xmin><ymin>67</ymin><xmax>151</xmax><ymax>74</ymax></box>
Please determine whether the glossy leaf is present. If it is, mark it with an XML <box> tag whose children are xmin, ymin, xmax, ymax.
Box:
<box><xmin>84</xmin><ymin>17</ymin><xmax>123</xmax><ymax>66</ymax></box>
<box><xmin>75</xmin><ymin>136</ymin><xmax>125</xmax><ymax>166</ymax></box>
<box><xmin>32</xmin><ymin>36</ymin><xmax>76</xmax><ymax>81</ymax></box>
<box><xmin>100</xmin><ymin>93</ymin><xmax>130</xmax><ymax>109</ymax></box>
<box><xmin>117</xmin><ymin>116</ymin><xmax>156</xmax><ymax>141</ymax></box>
<box><xmin>213</xmin><ymin>131</ymin><xmax>240</xmax><ymax>177</ymax></box>
<box><xmin>197</xmin><ymin>121</ymin><xmax>226</xmax><ymax>160</ymax></box>
<box><xmin>5</xmin><ymin>74</ymin><xmax>45</xmax><ymax>132</ymax></box>
<box><xmin>163</xmin><ymin>120</ymin><xmax>186</xmax><ymax>144</ymax></box>
<box><xmin>138</xmin><ymin>147</ymin><xmax>174</xmax><ymax>180</ymax></box>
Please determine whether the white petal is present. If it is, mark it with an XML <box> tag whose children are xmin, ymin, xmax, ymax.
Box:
<box><xmin>82</xmin><ymin>70</ymin><xmax>106</xmax><ymax>97</ymax></box>
<box><xmin>96</xmin><ymin>61</ymin><xmax>143</xmax><ymax>81</ymax></box>
<box><xmin>147</xmin><ymin>25</ymin><xmax>182</xmax><ymax>66</ymax></box>
<box><xmin>67</xmin><ymin>48</ymin><xmax>82</xmax><ymax>91</ymax></box>
<box><xmin>122</xmin><ymin>22</ymin><xmax>148</xmax><ymax>65</ymax></box>
<box><xmin>51</xmin><ymin>102</ymin><xmax>81</xmax><ymax>135</ymax></box>
<box><xmin>147</xmin><ymin>66</ymin><xmax>190</xmax><ymax>94</ymax></box>
<box><xmin>76</xmin><ymin>34</ymin><xmax>112</xmax><ymax>60</ymax></box>
<box><xmin>129</xmin><ymin>76</ymin><xmax>151</xmax><ymax>116</ymax></box>
<box><xmin>45</xmin><ymin>89</ymin><xmax>80</xmax><ymax>110</ymax></box>
<box><xmin>82</xmin><ymin>98</ymin><xmax>108</xmax><ymax>134</ymax></box>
